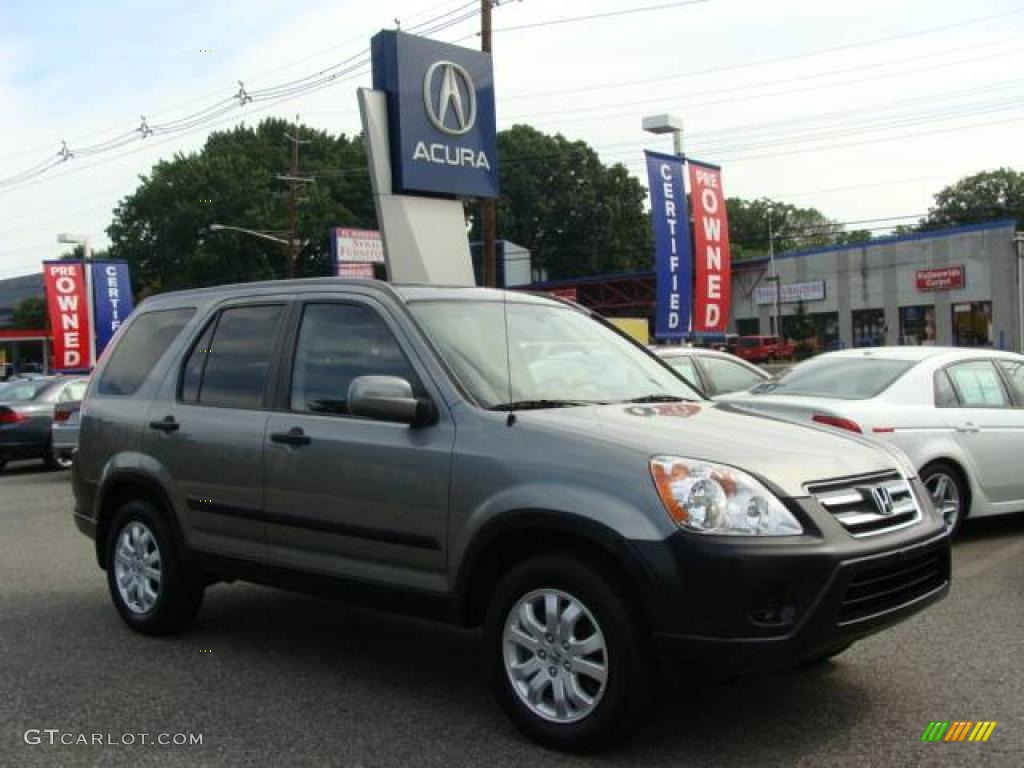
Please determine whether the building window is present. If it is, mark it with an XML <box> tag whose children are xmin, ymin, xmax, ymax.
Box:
<box><xmin>899</xmin><ymin>305</ymin><xmax>935</xmax><ymax>346</ymax></box>
<box><xmin>735</xmin><ymin>318</ymin><xmax>759</xmax><ymax>336</ymax></box>
<box><xmin>952</xmin><ymin>302</ymin><xmax>993</xmax><ymax>347</ymax></box>
<box><xmin>852</xmin><ymin>309</ymin><xmax>886</xmax><ymax>347</ymax></box>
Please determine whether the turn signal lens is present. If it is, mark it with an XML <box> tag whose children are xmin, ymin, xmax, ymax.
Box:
<box><xmin>812</xmin><ymin>413</ymin><xmax>862</xmax><ymax>433</ymax></box>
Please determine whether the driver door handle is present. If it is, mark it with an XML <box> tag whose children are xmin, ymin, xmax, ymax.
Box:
<box><xmin>270</xmin><ymin>427</ymin><xmax>311</xmax><ymax>446</ymax></box>
<box><xmin>956</xmin><ymin>423</ymin><xmax>980</xmax><ymax>434</ymax></box>
<box><xmin>148</xmin><ymin>416</ymin><xmax>180</xmax><ymax>433</ymax></box>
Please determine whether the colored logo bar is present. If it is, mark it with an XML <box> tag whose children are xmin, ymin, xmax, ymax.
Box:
<box><xmin>921</xmin><ymin>721</ymin><xmax>997</xmax><ymax>742</ymax></box>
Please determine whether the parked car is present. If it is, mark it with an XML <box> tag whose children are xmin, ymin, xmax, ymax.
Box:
<box><xmin>654</xmin><ymin>347</ymin><xmax>770</xmax><ymax>397</ymax></box>
<box><xmin>734</xmin><ymin>335</ymin><xmax>796</xmax><ymax>363</ymax></box>
<box><xmin>0</xmin><ymin>376</ymin><xmax>88</xmax><ymax>471</ymax></box>
<box><xmin>73</xmin><ymin>280</ymin><xmax>950</xmax><ymax>751</ymax></box>
<box><xmin>722</xmin><ymin>346</ymin><xmax>1024</xmax><ymax>535</ymax></box>
<box><xmin>51</xmin><ymin>400</ymin><xmax>82</xmax><ymax>467</ymax></box>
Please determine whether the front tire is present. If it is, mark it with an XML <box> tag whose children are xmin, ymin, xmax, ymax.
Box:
<box><xmin>920</xmin><ymin>461</ymin><xmax>968</xmax><ymax>536</ymax></box>
<box><xmin>483</xmin><ymin>554</ymin><xmax>653</xmax><ymax>752</ymax></box>
<box><xmin>105</xmin><ymin>500</ymin><xmax>204</xmax><ymax>635</ymax></box>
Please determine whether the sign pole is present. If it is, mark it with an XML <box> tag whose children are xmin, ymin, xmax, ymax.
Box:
<box><xmin>480</xmin><ymin>0</ymin><xmax>497</xmax><ymax>287</ymax></box>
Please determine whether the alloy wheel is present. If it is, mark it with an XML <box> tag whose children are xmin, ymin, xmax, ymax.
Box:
<box><xmin>925</xmin><ymin>472</ymin><xmax>961</xmax><ymax>530</ymax></box>
<box><xmin>113</xmin><ymin>521</ymin><xmax>163</xmax><ymax>614</ymax></box>
<box><xmin>502</xmin><ymin>588</ymin><xmax>608</xmax><ymax>724</ymax></box>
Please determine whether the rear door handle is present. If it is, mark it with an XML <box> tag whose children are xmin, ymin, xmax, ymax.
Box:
<box><xmin>148</xmin><ymin>416</ymin><xmax>180</xmax><ymax>433</ymax></box>
<box><xmin>956</xmin><ymin>423</ymin><xmax>980</xmax><ymax>433</ymax></box>
<box><xmin>270</xmin><ymin>427</ymin><xmax>311</xmax><ymax>446</ymax></box>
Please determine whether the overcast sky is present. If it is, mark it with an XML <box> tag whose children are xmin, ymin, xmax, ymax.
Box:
<box><xmin>1</xmin><ymin>0</ymin><xmax>1022</xmax><ymax>279</ymax></box>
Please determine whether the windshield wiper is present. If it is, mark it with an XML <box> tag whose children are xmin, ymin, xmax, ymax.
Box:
<box><xmin>489</xmin><ymin>399</ymin><xmax>598</xmax><ymax>411</ymax></box>
<box><xmin>623</xmin><ymin>394</ymin><xmax>693</xmax><ymax>403</ymax></box>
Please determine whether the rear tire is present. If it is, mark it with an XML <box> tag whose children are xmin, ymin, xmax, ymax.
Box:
<box><xmin>105</xmin><ymin>499</ymin><xmax>204</xmax><ymax>635</ymax></box>
<box><xmin>920</xmin><ymin>461</ymin><xmax>968</xmax><ymax>537</ymax></box>
<box><xmin>483</xmin><ymin>554</ymin><xmax>654</xmax><ymax>753</ymax></box>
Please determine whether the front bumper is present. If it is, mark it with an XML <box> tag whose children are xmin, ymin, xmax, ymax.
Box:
<box><xmin>629</xmin><ymin>488</ymin><xmax>951</xmax><ymax>672</ymax></box>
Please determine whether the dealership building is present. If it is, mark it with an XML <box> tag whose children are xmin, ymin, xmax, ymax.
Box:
<box><xmin>531</xmin><ymin>219</ymin><xmax>1024</xmax><ymax>352</ymax></box>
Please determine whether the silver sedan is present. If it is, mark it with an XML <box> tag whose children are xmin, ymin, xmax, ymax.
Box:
<box><xmin>722</xmin><ymin>346</ymin><xmax>1024</xmax><ymax>534</ymax></box>
<box><xmin>654</xmin><ymin>347</ymin><xmax>770</xmax><ymax>397</ymax></box>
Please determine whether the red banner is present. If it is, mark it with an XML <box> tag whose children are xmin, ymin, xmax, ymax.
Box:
<box><xmin>688</xmin><ymin>161</ymin><xmax>731</xmax><ymax>332</ymax></box>
<box><xmin>43</xmin><ymin>261</ymin><xmax>92</xmax><ymax>371</ymax></box>
<box><xmin>916</xmin><ymin>265</ymin><xmax>964</xmax><ymax>292</ymax></box>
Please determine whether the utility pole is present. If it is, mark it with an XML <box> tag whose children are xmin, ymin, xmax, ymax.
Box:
<box><xmin>480</xmin><ymin>0</ymin><xmax>498</xmax><ymax>288</ymax></box>
<box><xmin>768</xmin><ymin>208</ymin><xmax>781</xmax><ymax>337</ymax></box>
<box><xmin>278</xmin><ymin>117</ymin><xmax>313</xmax><ymax>279</ymax></box>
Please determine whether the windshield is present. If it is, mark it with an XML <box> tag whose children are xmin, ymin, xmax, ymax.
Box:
<box><xmin>409</xmin><ymin>300</ymin><xmax>700</xmax><ymax>408</ymax></box>
<box><xmin>753</xmin><ymin>357</ymin><xmax>914</xmax><ymax>399</ymax></box>
<box><xmin>0</xmin><ymin>379</ymin><xmax>51</xmax><ymax>402</ymax></box>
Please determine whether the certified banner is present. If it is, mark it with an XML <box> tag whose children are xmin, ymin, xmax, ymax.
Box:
<box><xmin>43</xmin><ymin>261</ymin><xmax>93</xmax><ymax>371</ymax></box>
<box><xmin>687</xmin><ymin>160</ymin><xmax>731</xmax><ymax>333</ymax></box>
<box><xmin>90</xmin><ymin>261</ymin><xmax>135</xmax><ymax>357</ymax></box>
<box><xmin>645</xmin><ymin>151</ymin><xmax>692</xmax><ymax>339</ymax></box>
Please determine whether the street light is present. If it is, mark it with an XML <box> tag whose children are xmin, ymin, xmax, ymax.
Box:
<box><xmin>57</xmin><ymin>232</ymin><xmax>92</xmax><ymax>261</ymax></box>
<box><xmin>642</xmin><ymin>113</ymin><xmax>684</xmax><ymax>157</ymax></box>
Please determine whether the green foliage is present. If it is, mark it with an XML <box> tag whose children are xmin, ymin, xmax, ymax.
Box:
<box><xmin>11</xmin><ymin>296</ymin><xmax>47</xmax><ymax>329</ymax></box>
<box><xmin>476</xmin><ymin>125</ymin><xmax>651</xmax><ymax>279</ymax></box>
<box><xmin>784</xmin><ymin>300</ymin><xmax>815</xmax><ymax>342</ymax></box>
<box><xmin>727</xmin><ymin>198</ymin><xmax>842</xmax><ymax>259</ymax></box>
<box><xmin>106</xmin><ymin>118</ymin><xmax>374</xmax><ymax>294</ymax></box>
<box><xmin>919</xmin><ymin>168</ymin><xmax>1024</xmax><ymax>230</ymax></box>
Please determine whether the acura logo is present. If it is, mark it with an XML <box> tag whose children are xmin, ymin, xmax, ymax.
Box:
<box><xmin>870</xmin><ymin>486</ymin><xmax>895</xmax><ymax>516</ymax></box>
<box><xmin>423</xmin><ymin>61</ymin><xmax>477</xmax><ymax>136</ymax></box>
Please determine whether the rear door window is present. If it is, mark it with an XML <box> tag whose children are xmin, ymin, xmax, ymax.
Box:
<box><xmin>96</xmin><ymin>308</ymin><xmax>196</xmax><ymax>396</ymax></box>
<box><xmin>947</xmin><ymin>361</ymin><xmax>1009</xmax><ymax>407</ymax></box>
<box><xmin>186</xmin><ymin>305</ymin><xmax>284</xmax><ymax>409</ymax></box>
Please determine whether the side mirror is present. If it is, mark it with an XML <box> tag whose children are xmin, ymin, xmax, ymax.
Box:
<box><xmin>347</xmin><ymin>375</ymin><xmax>436</xmax><ymax>426</ymax></box>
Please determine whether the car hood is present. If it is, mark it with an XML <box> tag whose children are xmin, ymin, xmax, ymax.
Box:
<box><xmin>520</xmin><ymin>400</ymin><xmax>897</xmax><ymax>497</ymax></box>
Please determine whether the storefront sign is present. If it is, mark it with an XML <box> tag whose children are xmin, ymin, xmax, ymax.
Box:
<box><xmin>90</xmin><ymin>261</ymin><xmax>134</xmax><ymax>357</ymax></box>
<box><xmin>331</xmin><ymin>228</ymin><xmax>384</xmax><ymax>265</ymax></box>
<box><xmin>916</xmin><ymin>265</ymin><xmax>964</xmax><ymax>292</ymax></box>
<box><xmin>754</xmin><ymin>280</ymin><xmax>826</xmax><ymax>305</ymax></box>
<box><xmin>688</xmin><ymin>160</ymin><xmax>731</xmax><ymax>332</ymax></box>
<box><xmin>43</xmin><ymin>261</ymin><xmax>92</xmax><ymax>371</ymax></box>
<box><xmin>337</xmin><ymin>263</ymin><xmax>376</xmax><ymax>278</ymax></box>
<box><xmin>371</xmin><ymin>30</ymin><xmax>498</xmax><ymax>198</ymax></box>
<box><xmin>645</xmin><ymin>151</ymin><xmax>692</xmax><ymax>339</ymax></box>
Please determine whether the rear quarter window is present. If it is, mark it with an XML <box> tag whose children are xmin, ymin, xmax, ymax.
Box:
<box><xmin>96</xmin><ymin>308</ymin><xmax>196</xmax><ymax>396</ymax></box>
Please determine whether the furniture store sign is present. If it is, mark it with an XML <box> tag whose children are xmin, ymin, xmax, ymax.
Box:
<box><xmin>755</xmin><ymin>279</ymin><xmax>827</xmax><ymax>305</ymax></box>
<box><xmin>371</xmin><ymin>30</ymin><xmax>498</xmax><ymax>198</ymax></box>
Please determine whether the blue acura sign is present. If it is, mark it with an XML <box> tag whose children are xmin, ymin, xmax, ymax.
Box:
<box><xmin>371</xmin><ymin>30</ymin><xmax>499</xmax><ymax>198</ymax></box>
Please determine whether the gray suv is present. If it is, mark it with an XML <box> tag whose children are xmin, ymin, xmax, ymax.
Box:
<box><xmin>73</xmin><ymin>279</ymin><xmax>950</xmax><ymax>751</ymax></box>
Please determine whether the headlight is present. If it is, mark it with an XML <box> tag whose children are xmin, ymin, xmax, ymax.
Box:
<box><xmin>650</xmin><ymin>456</ymin><xmax>803</xmax><ymax>536</ymax></box>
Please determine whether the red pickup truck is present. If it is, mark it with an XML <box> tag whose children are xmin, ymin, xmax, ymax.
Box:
<box><xmin>734</xmin><ymin>335</ymin><xmax>795</xmax><ymax>362</ymax></box>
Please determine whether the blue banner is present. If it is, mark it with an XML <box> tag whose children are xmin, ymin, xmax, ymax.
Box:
<box><xmin>645</xmin><ymin>151</ymin><xmax>692</xmax><ymax>339</ymax></box>
<box><xmin>90</xmin><ymin>261</ymin><xmax>134</xmax><ymax>357</ymax></box>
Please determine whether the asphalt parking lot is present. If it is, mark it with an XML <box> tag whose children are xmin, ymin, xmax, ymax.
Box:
<box><xmin>1</xmin><ymin>461</ymin><xmax>1022</xmax><ymax>767</ymax></box>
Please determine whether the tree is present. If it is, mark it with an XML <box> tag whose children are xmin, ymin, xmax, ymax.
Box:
<box><xmin>919</xmin><ymin>168</ymin><xmax>1024</xmax><ymax>230</ymax></box>
<box><xmin>475</xmin><ymin>125</ymin><xmax>651</xmax><ymax>278</ymax></box>
<box><xmin>11</xmin><ymin>296</ymin><xmax>47</xmax><ymax>329</ymax></box>
<box><xmin>726</xmin><ymin>198</ymin><xmax>843</xmax><ymax>260</ymax></box>
<box><xmin>107</xmin><ymin>118</ymin><xmax>374</xmax><ymax>294</ymax></box>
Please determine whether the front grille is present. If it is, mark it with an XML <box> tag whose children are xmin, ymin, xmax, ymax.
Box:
<box><xmin>807</xmin><ymin>471</ymin><xmax>921</xmax><ymax>537</ymax></box>
<box><xmin>838</xmin><ymin>544</ymin><xmax>950</xmax><ymax>624</ymax></box>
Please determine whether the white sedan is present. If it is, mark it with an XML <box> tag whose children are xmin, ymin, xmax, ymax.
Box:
<box><xmin>654</xmin><ymin>347</ymin><xmax>770</xmax><ymax>397</ymax></box>
<box><xmin>721</xmin><ymin>346</ymin><xmax>1024</xmax><ymax>534</ymax></box>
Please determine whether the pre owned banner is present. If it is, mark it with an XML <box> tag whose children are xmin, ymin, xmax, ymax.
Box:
<box><xmin>688</xmin><ymin>160</ymin><xmax>731</xmax><ymax>333</ymax></box>
<box><xmin>90</xmin><ymin>261</ymin><xmax>135</xmax><ymax>357</ymax></box>
<box><xmin>43</xmin><ymin>261</ymin><xmax>92</xmax><ymax>371</ymax></box>
<box><xmin>645</xmin><ymin>151</ymin><xmax>692</xmax><ymax>339</ymax></box>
